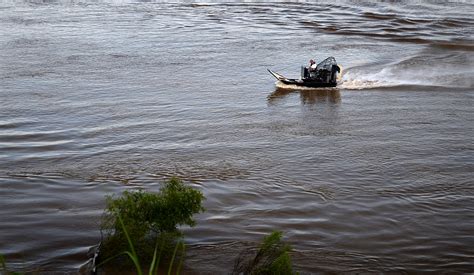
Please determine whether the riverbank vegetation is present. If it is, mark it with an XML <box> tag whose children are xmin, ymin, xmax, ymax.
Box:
<box><xmin>0</xmin><ymin>254</ymin><xmax>20</xmax><ymax>275</ymax></box>
<box><xmin>233</xmin><ymin>231</ymin><xmax>297</xmax><ymax>275</ymax></box>
<box><xmin>97</xmin><ymin>177</ymin><xmax>204</xmax><ymax>272</ymax></box>
<box><xmin>96</xmin><ymin>176</ymin><xmax>298</xmax><ymax>274</ymax></box>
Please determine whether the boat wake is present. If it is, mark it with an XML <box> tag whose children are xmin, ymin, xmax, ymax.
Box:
<box><xmin>339</xmin><ymin>68</ymin><xmax>417</xmax><ymax>90</ymax></box>
<box><xmin>339</xmin><ymin>52</ymin><xmax>473</xmax><ymax>90</ymax></box>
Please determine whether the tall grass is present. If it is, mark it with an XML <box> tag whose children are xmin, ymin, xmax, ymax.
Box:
<box><xmin>0</xmin><ymin>254</ymin><xmax>6</xmax><ymax>270</ymax></box>
<box><xmin>0</xmin><ymin>254</ymin><xmax>21</xmax><ymax>275</ymax></box>
<box><xmin>97</xmin><ymin>215</ymin><xmax>185</xmax><ymax>275</ymax></box>
<box><xmin>98</xmin><ymin>177</ymin><xmax>202</xmax><ymax>272</ymax></box>
<box><xmin>232</xmin><ymin>231</ymin><xmax>298</xmax><ymax>275</ymax></box>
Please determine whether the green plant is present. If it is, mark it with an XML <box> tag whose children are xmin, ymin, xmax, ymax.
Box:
<box><xmin>98</xmin><ymin>215</ymin><xmax>185</xmax><ymax>275</ymax></box>
<box><xmin>0</xmin><ymin>254</ymin><xmax>5</xmax><ymax>270</ymax></box>
<box><xmin>102</xmin><ymin>177</ymin><xmax>205</xmax><ymax>237</ymax></box>
<box><xmin>0</xmin><ymin>254</ymin><xmax>21</xmax><ymax>275</ymax></box>
<box><xmin>232</xmin><ymin>231</ymin><xmax>298</xmax><ymax>275</ymax></box>
<box><xmin>99</xmin><ymin>177</ymin><xmax>204</xmax><ymax>270</ymax></box>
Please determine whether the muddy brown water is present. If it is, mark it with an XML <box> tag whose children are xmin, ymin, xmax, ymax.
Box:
<box><xmin>0</xmin><ymin>1</ymin><xmax>473</xmax><ymax>273</ymax></box>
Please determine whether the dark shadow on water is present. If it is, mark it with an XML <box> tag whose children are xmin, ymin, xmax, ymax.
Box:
<box><xmin>267</xmin><ymin>87</ymin><xmax>341</xmax><ymax>106</ymax></box>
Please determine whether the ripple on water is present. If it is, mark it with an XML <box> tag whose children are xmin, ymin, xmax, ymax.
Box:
<box><xmin>0</xmin><ymin>1</ymin><xmax>473</xmax><ymax>274</ymax></box>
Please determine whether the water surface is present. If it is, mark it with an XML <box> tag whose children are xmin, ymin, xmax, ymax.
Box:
<box><xmin>0</xmin><ymin>1</ymin><xmax>473</xmax><ymax>273</ymax></box>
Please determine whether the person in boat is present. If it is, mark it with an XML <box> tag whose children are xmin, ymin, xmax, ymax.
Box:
<box><xmin>309</xmin><ymin>59</ymin><xmax>317</xmax><ymax>71</ymax></box>
<box><xmin>308</xmin><ymin>59</ymin><xmax>317</xmax><ymax>78</ymax></box>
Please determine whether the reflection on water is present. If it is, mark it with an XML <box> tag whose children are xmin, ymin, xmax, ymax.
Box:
<box><xmin>268</xmin><ymin>87</ymin><xmax>341</xmax><ymax>105</ymax></box>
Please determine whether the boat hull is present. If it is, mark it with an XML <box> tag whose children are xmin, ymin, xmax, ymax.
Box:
<box><xmin>268</xmin><ymin>69</ymin><xmax>337</xmax><ymax>88</ymax></box>
<box><xmin>280</xmin><ymin>78</ymin><xmax>337</xmax><ymax>88</ymax></box>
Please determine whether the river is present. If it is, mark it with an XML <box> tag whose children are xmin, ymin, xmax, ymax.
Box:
<box><xmin>0</xmin><ymin>1</ymin><xmax>473</xmax><ymax>273</ymax></box>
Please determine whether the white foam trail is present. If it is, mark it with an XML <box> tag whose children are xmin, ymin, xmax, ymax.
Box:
<box><xmin>339</xmin><ymin>67</ymin><xmax>408</xmax><ymax>90</ymax></box>
<box><xmin>339</xmin><ymin>56</ymin><xmax>474</xmax><ymax>90</ymax></box>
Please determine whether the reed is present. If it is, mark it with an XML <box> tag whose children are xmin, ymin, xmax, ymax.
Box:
<box><xmin>0</xmin><ymin>254</ymin><xmax>5</xmax><ymax>270</ymax></box>
<box><xmin>98</xmin><ymin>177</ymin><xmax>202</xmax><ymax>272</ymax></box>
<box><xmin>97</xmin><ymin>215</ymin><xmax>185</xmax><ymax>275</ymax></box>
<box><xmin>232</xmin><ymin>231</ymin><xmax>298</xmax><ymax>275</ymax></box>
<box><xmin>0</xmin><ymin>254</ymin><xmax>21</xmax><ymax>275</ymax></box>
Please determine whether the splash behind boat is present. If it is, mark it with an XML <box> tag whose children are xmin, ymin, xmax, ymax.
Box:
<box><xmin>268</xmin><ymin>57</ymin><xmax>341</xmax><ymax>88</ymax></box>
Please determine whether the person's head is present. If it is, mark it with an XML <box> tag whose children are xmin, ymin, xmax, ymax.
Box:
<box><xmin>310</xmin><ymin>59</ymin><xmax>315</xmax><ymax>64</ymax></box>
